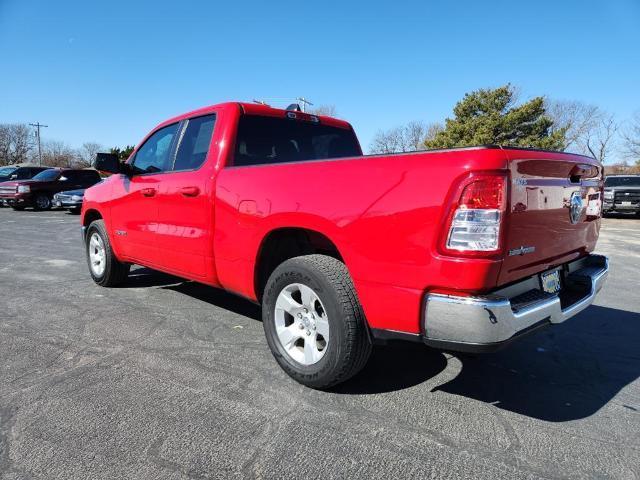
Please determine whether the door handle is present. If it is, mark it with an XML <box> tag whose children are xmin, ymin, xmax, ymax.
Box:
<box><xmin>141</xmin><ymin>188</ymin><xmax>156</xmax><ymax>197</ymax></box>
<box><xmin>180</xmin><ymin>186</ymin><xmax>200</xmax><ymax>197</ymax></box>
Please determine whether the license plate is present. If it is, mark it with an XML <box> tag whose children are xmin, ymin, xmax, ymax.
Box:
<box><xmin>541</xmin><ymin>270</ymin><xmax>562</xmax><ymax>294</ymax></box>
<box><xmin>55</xmin><ymin>201</ymin><xmax>62</xmax><ymax>207</ymax></box>
<box><xmin>621</xmin><ymin>201</ymin><xmax>632</xmax><ymax>206</ymax></box>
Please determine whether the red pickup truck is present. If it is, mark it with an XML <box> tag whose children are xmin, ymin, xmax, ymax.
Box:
<box><xmin>82</xmin><ymin>102</ymin><xmax>609</xmax><ymax>388</ymax></box>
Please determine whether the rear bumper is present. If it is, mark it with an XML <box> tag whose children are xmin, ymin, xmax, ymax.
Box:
<box><xmin>422</xmin><ymin>254</ymin><xmax>609</xmax><ymax>352</ymax></box>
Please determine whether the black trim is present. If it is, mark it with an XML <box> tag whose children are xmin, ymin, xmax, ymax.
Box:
<box><xmin>370</xmin><ymin>328</ymin><xmax>422</xmax><ymax>345</ymax></box>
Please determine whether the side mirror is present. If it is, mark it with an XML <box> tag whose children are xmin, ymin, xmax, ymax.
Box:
<box><xmin>10</xmin><ymin>174</ymin><xmax>17</xmax><ymax>179</ymax></box>
<box><xmin>94</xmin><ymin>153</ymin><xmax>122</xmax><ymax>175</ymax></box>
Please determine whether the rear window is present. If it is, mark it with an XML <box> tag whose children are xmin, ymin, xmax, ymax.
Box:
<box><xmin>605</xmin><ymin>176</ymin><xmax>640</xmax><ymax>187</ymax></box>
<box><xmin>0</xmin><ymin>167</ymin><xmax>17</xmax><ymax>176</ymax></box>
<box><xmin>232</xmin><ymin>115</ymin><xmax>361</xmax><ymax>167</ymax></box>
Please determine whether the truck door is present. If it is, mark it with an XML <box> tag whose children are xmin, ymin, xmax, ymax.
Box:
<box><xmin>155</xmin><ymin>114</ymin><xmax>217</xmax><ymax>279</ymax></box>
<box><xmin>110</xmin><ymin>122</ymin><xmax>180</xmax><ymax>266</ymax></box>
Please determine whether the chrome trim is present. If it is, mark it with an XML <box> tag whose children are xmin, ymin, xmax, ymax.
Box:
<box><xmin>423</xmin><ymin>254</ymin><xmax>608</xmax><ymax>347</ymax></box>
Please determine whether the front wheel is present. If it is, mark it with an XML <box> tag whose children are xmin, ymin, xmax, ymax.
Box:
<box><xmin>85</xmin><ymin>219</ymin><xmax>130</xmax><ymax>287</ymax></box>
<box><xmin>262</xmin><ymin>254</ymin><xmax>372</xmax><ymax>389</ymax></box>
<box><xmin>34</xmin><ymin>194</ymin><xmax>52</xmax><ymax>211</ymax></box>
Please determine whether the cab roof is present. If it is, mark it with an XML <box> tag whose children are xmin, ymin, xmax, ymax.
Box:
<box><xmin>158</xmin><ymin>102</ymin><xmax>353</xmax><ymax>131</ymax></box>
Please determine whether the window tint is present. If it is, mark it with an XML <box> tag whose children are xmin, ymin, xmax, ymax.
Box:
<box><xmin>605</xmin><ymin>176</ymin><xmax>640</xmax><ymax>187</ymax></box>
<box><xmin>75</xmin><ymin>170</ymin><xmax>100</xmax><ymax>183</ymax></box>
<box><xmin>131</xmin><ymin>123</ymin><xmax>179</xmax><ymax>174</ymax></box>
<box><xmin>233</xmin><ymin>115</ymin><xmax>361</xmax><ymax>167</ymax></box>
<box><xmin>32</xmin><ymin>169</ymin><xmax>59</xmax><ymax>181</ymax></box>
<box><xmin>62</xmin><ymin>171</ymin><xmax>80</xmax><ymax>182</ymax></box>
<box><xmin>16</xmin><ymin>168</ymin><xmax>31</xmax><ymax>179</ymax></box>
<box><xmin>174</xmin><ymin>115</ymin><xmax>216</xmax><ymax>171</ymax></box>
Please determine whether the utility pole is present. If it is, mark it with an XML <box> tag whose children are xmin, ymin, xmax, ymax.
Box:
<box><xmin>296</xmin><ymin>97</ymin><xmax>313</xmax><ymax>113</ymax></box>
<box><xmin>29</xmin><ymin>122</ymin><xmax>48</xmax><ymax>166</ymax></box>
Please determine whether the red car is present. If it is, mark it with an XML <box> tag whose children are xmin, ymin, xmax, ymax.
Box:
<box><xmin>82</xmin><ymin>102</ymin><xmax>609</xmax><ymax>388</ymax></box>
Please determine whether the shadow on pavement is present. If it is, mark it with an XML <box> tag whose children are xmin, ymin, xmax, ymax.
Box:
<box><xmin>332</xmin><ymin>343</ymin><xmax>448</xmax><ymax>394</ymax></box>
<box><xmin>125</xmin><ymin>267</ymin><xmax>262</xmax><ymax>320</ymax></box>
<box><xmin>433</xmin><ymin>305</ymin><xmax>640</xmax><ymax>421</ymax></box>
<box><xmin>119</xmin><ymin>268</ymin><xmax>640</xmax><ymax>420</ymax></box>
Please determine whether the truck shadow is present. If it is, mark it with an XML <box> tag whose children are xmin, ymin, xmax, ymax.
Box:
<box><xmin>429</xmin><ymin>305</ymin><xmax>640</xmax><ymax>422</ymax></box>
<box><xmin>122</xmin><ymin>268</ymin><xmax>639</xmax><ymax>422</ymax></box>
<box><xmin>340</xmin><ymin>305</ymin><xmax>639</xmax><ymax>422</ymax></box>
<box><xmin>125</xmin><ymin>267</ymin><xmax>261</xmax><ymax>320</ymax></box>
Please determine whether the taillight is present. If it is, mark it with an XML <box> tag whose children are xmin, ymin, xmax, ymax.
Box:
<box><xmin>445</xmin><ymin>175</ymin><xmax>507</xmax><ymax>254</ymax></box>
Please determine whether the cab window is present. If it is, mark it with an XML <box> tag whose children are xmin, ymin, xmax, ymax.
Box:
<box><xmin>131</xmin><ymin>123</ymin><xmax>179</xmax><ymax>174</ymax></box>
<box><xmin>173</xmin><ymin>115</ymin><xmax>216</xmax><ymax>171</ymax></box>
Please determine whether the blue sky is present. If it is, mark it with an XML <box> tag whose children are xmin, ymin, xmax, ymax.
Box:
<box><xmin>0</xmin><ymin>0</ymin><xmax>639</xmax><ymax>154</ymax></box>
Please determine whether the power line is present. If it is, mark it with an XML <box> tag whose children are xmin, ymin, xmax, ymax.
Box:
<box><xmin>29</xmin><ymin>122</ymin><xmax>48</xmax><ymax>166</ymax></box>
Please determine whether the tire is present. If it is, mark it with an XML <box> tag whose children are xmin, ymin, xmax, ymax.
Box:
<box><xmin>85</xmin><ymin>219</ymin><xmax>130</xmax><ymax>287</ymax></box>
<box><xmin>262</xmin><ymin>254</ymin><xmax>372</xmax><ymax>389</ymax></box>
<box><xmin>34</xmin><ymin>194</ymin><xmax>52</xmax><ymax>211</ymax></box>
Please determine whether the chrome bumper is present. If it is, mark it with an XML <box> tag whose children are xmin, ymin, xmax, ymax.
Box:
<box><xmin>423</xmin><ymin>254</ymin><xmax>609</xmax><ymax>352</ymax></box>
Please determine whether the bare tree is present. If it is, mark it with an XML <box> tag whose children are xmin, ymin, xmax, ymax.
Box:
<box><xmin>547</xmin><ymin>100</ymin><xmax>618</xmax><ymax>162</ymax></box>
<box><xmin>584</xmin><ymin>113</ymin><xmax>618</xmax><ymax>163</ymax></box>
<box><xmin>424</xmin><ymin>122</ymin><xmax>444</xmax><ymax>146</ymax></box>
<box><xmin>547</xmin><ymin>100</ymin><xmax>599</xmax><ymax>150</ymax></box>
<box><xmin>370</xmin><ymin>127</ymin><xmax>401</xmax><ymax>154</ymax></box>
<box><xmin>78</xmin><ymin>142</ymin><xmax>103</xmax><ymax>168</ymax></box>
<box><xmin>309</xmin><ymin>105</ymin><xmax>338</xmax><ymax>117</ymax></box>
<box><xmin>42</xmin><ymin>140</ymin><xmax>77</xmax><ymax>167</ymax></box>
<box><xmin>369</xmin><ymin>121</ymin><xmax>442</xmax><ymax>154</ymax></box>
<box><xmin>0</xmin><ymin>124</ymin><xmax>33</xmax><ymax>166</ymax></box>
<box><xmin>621</xmin><ymin>111</ymin><xmax>640</xmax><ymax>163</ymax></box>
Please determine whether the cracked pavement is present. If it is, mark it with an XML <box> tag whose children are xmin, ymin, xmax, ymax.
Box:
<box><xmin>0</xmin><ymin>209</ymin><xmax>639</xmax><ymax>479</ymax></box>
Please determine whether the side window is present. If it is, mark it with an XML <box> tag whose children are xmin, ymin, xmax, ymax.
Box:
<box><xmin>17</xmin><ymin>169</ymin><xmax>30</xmax><ymax>179</ymax></box>
<box><xmin>131</xmin><ymin>123</ymin><xmax>179</xmax><ymax>174</ymax></box>
<box><xmin>62</xmin><ymin>171</ymin><xmax>79</xmax><ymax>182</ymax></box>
<box><xmin>82</xmin><ymin>171</ymin><xmax>101</xmax><ymax>184</ymax></box>
<box><xmin>173</xmin><ymin>114</ymin><xmax>216</xmax><ymax>171</ymax></box>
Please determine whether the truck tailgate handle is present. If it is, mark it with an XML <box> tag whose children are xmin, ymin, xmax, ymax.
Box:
<box><xmin>141</xmin><ymin>188</ymin><xmax>156</xmax><ymax>197</ymax></box>
<box><xmin>180</xmin><ymin>186</ymin><xmax>200</xmax><ymax>197</ymax></box>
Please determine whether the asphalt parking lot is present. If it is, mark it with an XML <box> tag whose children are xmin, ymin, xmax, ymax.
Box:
<box><xmin>0</xmin><ymin>208</ymin><xmax>638</xmax><ymax>480</ymax></box>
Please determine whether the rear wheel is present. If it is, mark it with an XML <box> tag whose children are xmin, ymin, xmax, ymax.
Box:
<box><xmin>86</xmin><ymin>219</ymin><xmax>130</xmax><ymax>287</ymax></box>
<box><xmin>262</xmin><ymin>254</ymin><xmax>372</xmax><ymax>389</ymax></box>
<box><xmin>34</xmin><ymin>194</ymin><xmax>52</xmax><ymax>211</ymax></box>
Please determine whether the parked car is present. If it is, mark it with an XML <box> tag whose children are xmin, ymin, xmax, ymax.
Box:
<box><xmin>0</xmin><ymin>168</ymin><xmax>101</xmax><ymax>211</ymax></box>
<box><xmin>0</xmin><ymin>165</ymin><xmax>51</xmax><ymax>207</ymax></box>
<box><xmin>81</xmin><ymin>102</ymin><xmax>609</xmax><ymax>388</ymax></box>
<box><xmin>603</xmin><ymin>174</ymin><xmax>640</xmax><ymax>215</ymax></box>
<box><xmin>53</xmin><ymin>188</ymin><xmax>91</xmax><ymax>214</ymax></box>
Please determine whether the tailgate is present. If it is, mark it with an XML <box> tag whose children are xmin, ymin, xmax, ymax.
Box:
<box><xmin>499</xmin><ymin>150</ymin><xmax>602</xmax><ymax>285</ymax></box>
